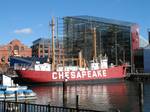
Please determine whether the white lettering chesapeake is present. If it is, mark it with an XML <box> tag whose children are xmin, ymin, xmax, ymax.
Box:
<box><xmin>52</xmin><ymin>72</ymin><xmax>57</xmax><ymax>79</ymax></box>
<box><xmin>97</xmin><ymin>70</ymin><xmax>102</xmax><ymax>77</ymax></box>
<box><xmin>70</xmin><ymin>71</ymin><xmax>75</xmax><ymax>79</ymax></box>
<box><xmin>81</xmin><ymin>71</ymin><xmax>86</xmax><ymax>78</ymax></box>
<box><xmin>92</xmin><ymin>70</ymin><xmax>97</xmax><ymax>77</ymax></box>
<box><xmin>77</xmin><ymin>71</ymin><xmax>82</xmax><ymax>78</ymax></box>
<box><xmin>102</xmin><ymin>70</ymin><xmax>107</xmax><ymax>77</ymax></box>
<box><xmin>58</xmin><ymin>72</ymin><xmax>64</xmax><ymax>79</ymax></box>
<box><xmin>87</xmin><ymin>71</ymin><xmax>91</xmax><ymax>78</ymax></box>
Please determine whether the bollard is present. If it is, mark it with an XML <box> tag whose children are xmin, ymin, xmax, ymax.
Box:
<box><xmin>3</xmin><ymin>101</ymin><xmax>6</xmax><ymax>112</ymax></box>
<box><xmin>63</xmin><ymin>80</ymin><xmax>67</xmax><ymax>107</ymax></box>
<box><xmin>24</xmin><ymin>102</ymin><xmax>27</xmax><ymax>112</ymax></box>
<box><xmin>76</xmin><ymin>95</ymin><xmax>79</xmax><ymax>111</ymax></box>
<box><xmin>139</xmin><ymin>82</ymin><xmax>144</xmax><ymax>112</ymax></box>
<box><xmin>48</xmin><ymin>103</ymin><xmax>51</xmax><ymax>112</ymax></box>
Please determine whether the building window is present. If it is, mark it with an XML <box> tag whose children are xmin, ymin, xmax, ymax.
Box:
<box><xmin>40</xmin><ymin>45</ymin><xmax>43</xmax><ymax>48</ymax></box>
<box><xmin>21</xmin><ymin>46</ymin><xmax>24</xmax><ymax>51</ymax></box>
<box><xmin>8</xmin><ymin>46</ymin><xmax>12</xmax><ymax>51</ymax></box>
<box><xmin>14</xmin><ymin>45</ymin><xmax>19</xmax><ymax>51</ymax></box>
<box><xmin>13</xmin><ymin>45</ymin><xmax>19</xmax><ymax>56</ymax></box>
<box><xmin>45</xmin><ymin>50</ymin><xmax>48</xmax><ymax>53</ymax></box>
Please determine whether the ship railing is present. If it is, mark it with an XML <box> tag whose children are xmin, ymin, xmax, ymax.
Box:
<box><xmin>14</xmin><ymin>63</ymin><xmax>33</xmax><ymax>70</ymax></box>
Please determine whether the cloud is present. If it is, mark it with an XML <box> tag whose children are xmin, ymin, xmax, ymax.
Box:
<box><xmin>14</xmin><ymin>28</ymin><xmax>32</xmax><ymax>34</ymax></box>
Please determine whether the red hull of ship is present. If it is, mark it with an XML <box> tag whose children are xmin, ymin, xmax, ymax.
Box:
<box><xmin>16</xmin><ymin>65</ymin><xmax>126</xmax><ymax>83</ymax></box>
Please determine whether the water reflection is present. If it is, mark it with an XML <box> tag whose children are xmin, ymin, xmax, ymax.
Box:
<box><xmin>31</xmin><ymin>81</ymin><xmax>140</xmax><ymax>112</ymax></box>
<box><xmin>144</xmin><ymin>82</ymin><xmax>150</xmax><ymax>112</ymax></box>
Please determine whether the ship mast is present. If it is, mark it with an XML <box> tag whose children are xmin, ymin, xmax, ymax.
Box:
<box><xmin>93</xmin><ymin>27</ymin><xmax>97</xmax><ymax>60</ymax></box>
<box><xmin>51</xmin><ymin>17</ymin><xmax>55</xmax><ymax>70</ymax></box>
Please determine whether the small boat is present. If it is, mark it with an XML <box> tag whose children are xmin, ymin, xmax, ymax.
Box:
<box><xmin>0</xmin><ymin>91</ymin><xmax>5</xmax><ymax>100</ymax></box>
<box><xmin>4</xmin><ymin>90</ymin><xmax>15</xmax><ymax>100</ymax></box>
<box><xmin>15</xmin><ymin>90</ymin><xmax>25</xmax><ymax>99</ymax></box>
<box><xmin>0</xmin><ymin>86</ymin><xmax>37</xmax><ymax>101</ymax></box>
<box><xmin>23</xmin><ymin>90</ymin><xmax>37</xmax><ymax>100</ymax></box>
<box><xmin>0</xmin><ymin>75</ymin><xmax>37</xmax><ymax>101</ymax></box>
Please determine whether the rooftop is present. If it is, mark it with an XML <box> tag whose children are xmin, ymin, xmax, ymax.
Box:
<box><xmin>64</xmin><ymin>15</ymin><xmax>137</xmax><ymax>27</ymax></box>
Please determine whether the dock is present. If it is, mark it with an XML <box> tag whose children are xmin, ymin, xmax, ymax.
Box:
<box><xmin>126</xmin><ymin>73</ymin><xmax>150</xmax><ymax>81</ymax></box>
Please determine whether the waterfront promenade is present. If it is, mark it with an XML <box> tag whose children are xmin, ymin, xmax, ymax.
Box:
<box><xmin>126</xmin><ymin>73</ymin><xmax>150</xmax><ymax>81</ymax></box>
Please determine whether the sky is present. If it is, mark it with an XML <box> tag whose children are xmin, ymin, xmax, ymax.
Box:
<box><xmin>0</xmin><ymin>0</ymin><xmax>150</xmax><ymax>46</ymax></box>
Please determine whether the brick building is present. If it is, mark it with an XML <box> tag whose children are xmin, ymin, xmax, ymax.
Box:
<box><xmin>0</xmin><ymin>39</ymin><xmax>32</xmax><ymax>64</ymax></box>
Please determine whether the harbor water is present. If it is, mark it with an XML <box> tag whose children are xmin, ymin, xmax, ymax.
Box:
<box><xmin>29</xmin><ymin>80</ymin><xmax>150</xmax><ymax>112</ymax></box>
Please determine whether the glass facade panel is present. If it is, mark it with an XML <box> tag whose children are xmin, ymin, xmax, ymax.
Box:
<box><xmin>63</xmin><ymin>16</ymin><xmax>133</xmax><ymax>66</ymax></box>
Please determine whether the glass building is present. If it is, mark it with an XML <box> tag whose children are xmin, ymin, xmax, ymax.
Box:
<box><xmin>31</xmin><ymin>38</ymin><xmax>64</xmax><ymax>64</ymax></box>
<box><xmin>63</xmin><ymin>16</ymin><xmax>139</xmax><ymax>71</ymax></box>
<box><xmin>32</xmin><ymin>38</ymin><xmax>51</xmax><ymax>58</ymax></box>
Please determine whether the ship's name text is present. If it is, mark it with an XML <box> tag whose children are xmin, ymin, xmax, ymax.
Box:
<box><xmin>52</xmin><ymin>70</ymin><xmax>107</xmax><ymax>80</ymax></box>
